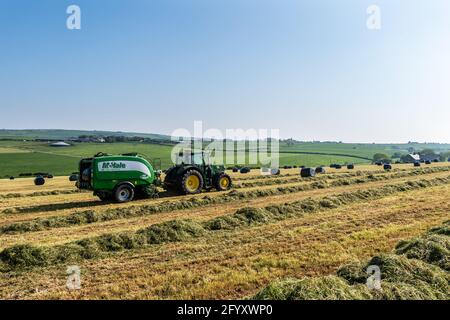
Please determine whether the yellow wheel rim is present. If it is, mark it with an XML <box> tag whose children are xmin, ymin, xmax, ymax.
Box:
<box><xmin>185</xmin><ymin>175</ymin><xmax>200</xmax><ymax>192</ymax></box>
<box><xmin>220</xmin><ymin>177</ymin><xmax>230</xmax><ymax>188</ymax></box>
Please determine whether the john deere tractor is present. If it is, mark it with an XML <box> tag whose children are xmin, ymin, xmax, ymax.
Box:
<box><xmin>75</xmin><ymin>151</ymin><xmax>231</xmax><ymax>203</ymax></box>
<box><xmin>163</xmin><ymin>151</ymin><xmax>232</xmax><ymax>195</ymax></box>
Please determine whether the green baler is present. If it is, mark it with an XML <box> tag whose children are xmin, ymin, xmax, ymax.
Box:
<box><xmin>76</xmin><ymin>153</ymin><xmax>161</xmax><ymax>202</ymax></box>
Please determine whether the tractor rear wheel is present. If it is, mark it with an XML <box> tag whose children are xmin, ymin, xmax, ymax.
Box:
<box><xmin>114</xmin><ymin>184</ymin><xmax>135</xmax><ymax>203</ymax></box>
<box><xmin>180</xmin><ymin>170</ymin><xmax>203</xmax><ymax>194</ymax></box>
<box><xmin>214</xmin><ymin>173</ymin><xmax>232</xmax><ymax>191</ymax></box>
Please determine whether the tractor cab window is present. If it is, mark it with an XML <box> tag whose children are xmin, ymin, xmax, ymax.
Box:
<box><xmin>192</xmin><ymin>153</ymin><xmax>203</xmax><ymax>165</ymax></box>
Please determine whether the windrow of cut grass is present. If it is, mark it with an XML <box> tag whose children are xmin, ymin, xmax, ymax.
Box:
<box><xmin>0</xmin><ymin>189</ymin><xmax>87</xmax><ymax>200</ymax></box>
<box><xmin>1</xmin><ymin>176</ymin><xmax>449</xmax><ymax>271</ymax></box>
<box><xmin>395</xmin><ymin>220</ymin><xmax>450</xmax><ymax>271</ymax></box>
<box><xmin>2</xmin><ymin>168</ymin><xmax>448</xmax><ymax>234</ymax></box>
<box><xmin>231</xmin><ymin>165</ymin><xmax>450</xmax><ymax>183</ymax></box>
<box><xmin>233</xmin><ymin>166</ymin><xmax>450</xmax><ymax>189</ymax></box>
<box><xmin>253</xmin><ymin>221</ymin><xmax>450</xmax><ymax>300</ymax></box>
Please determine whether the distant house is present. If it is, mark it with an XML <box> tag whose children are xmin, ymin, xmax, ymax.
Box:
<box><xmin>402</xmin><ymin>154</ymin><xmax>421</xmax><ymax>163</ymax></box>
<box><xmin>50</xmin><ymin>141</ymin><xmax>71</xmax><ymax>147</ymax></box>
<box><xmin>421</xmin><ymin>154</ymin><xmax>440</xmax><ymax>162</ymax></box>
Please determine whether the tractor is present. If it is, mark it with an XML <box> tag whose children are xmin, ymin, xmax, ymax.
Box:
<box><xmin>75</xmin><ymin>151</ymin><xmax>232</xmax><ymax>203</ymax></box>
<box><xmin>163</xmin><ymin>150</ymin><xmax>232</xmax><ymax>195</ymax></box>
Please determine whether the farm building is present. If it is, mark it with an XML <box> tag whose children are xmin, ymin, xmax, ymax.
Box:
<box><xmin>49</xmin><ymin>141</ymin><xmax>71</xmax><ymax>147</ymax></box>
<box><xmin>420</xmin><ymin>154</ymin><xmax>440</xmax><ymax>163</ymax></box>
<box><xmin>402</xmin><ymin>154</ymin><xmax>421</xmax><ymax>163</ymax></box>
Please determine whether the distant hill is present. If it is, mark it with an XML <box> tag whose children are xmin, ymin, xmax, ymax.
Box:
<box><xmin>0</xmin><ymin>129</ymin><xmax>171</xmax><ymax>141</ymax></box>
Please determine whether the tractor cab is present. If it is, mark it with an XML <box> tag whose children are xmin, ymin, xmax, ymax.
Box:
<box><xmin>164</xmin><ymin>150</ymin><xmax>231</xmax><ymax>195</ymax></box>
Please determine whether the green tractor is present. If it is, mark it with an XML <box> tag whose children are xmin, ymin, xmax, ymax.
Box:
<box><xmin>163</xmin><ymin>150</ymin><xmax>232</xmax><ymax>195</ymax></box>
<box><xmin>75</xmin><ymin>151</ymin><xmax>232</xmax><ymax>202</ymax></box>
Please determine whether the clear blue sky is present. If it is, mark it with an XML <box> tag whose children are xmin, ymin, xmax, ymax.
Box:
<box><xmin>1</xmin><ymin>0</ymin><xmax>449</xmax><ymax>143</ymax></box>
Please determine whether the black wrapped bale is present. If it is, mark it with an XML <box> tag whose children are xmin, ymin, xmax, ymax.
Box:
<box><xmin>240</xmin><ymin>167</ymin><xmax>250</xmax><ymax>174</ymax></box>
<box><xmin>9</xmin><ymin>176</ymin><xmax>14</xmax><ymax>180</ymax></box>
<box><xmin>300</xmin><ymin>167</ymin><xmax>316</xmax><ymax>177</ymax></box>
<box><xmin>347</xmin><ymin>164</ymin><xmax>354</xmax><ymax>170</ymax></box>
<box><xmin>414</xmin><ymin>162</ymin><xmax>421</xmax><ymax>167</ymax></box>
<box><xmin>69</xmin><ymin>174</ymin><xmax>78</xmax><ymax>182</ymax></box>
<box><xmin>383</xmin><ymin>164</ymin><xmax>392</xmax><ymax>170</ymax></box>
<box><xmin>232</xmin><ymin>167</ymin><xmax>239</xmax><ymax>173</ymax></box>
<box><xmin>335</xmin><ymin>164</ymin><xmax>342</xmax><ymax>169</ymax></box>
<box><xmin>425</xmin><ymin>160</ymin><xmax>431</xmax><ymax>165</ymax></box>
<box><xmin>315</xmin><ymin>167</ymin><xmax>326</xmax><ymax>174</ymax></box>
<box><xmin>34</xmin><ymin>176</ymin><xmax>45</xmax><ymax>186</ymax></box>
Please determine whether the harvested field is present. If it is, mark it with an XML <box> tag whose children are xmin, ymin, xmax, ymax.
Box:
<box><xmin>0</xmin><ymin>163</ymin><xmax>449</xmax><ymax>299</ymax></box>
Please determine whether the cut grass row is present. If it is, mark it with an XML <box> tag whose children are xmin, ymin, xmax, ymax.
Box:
<box><xmin>253</xmin><ymin>221</ymin><xmax>449</xmax><ymax>300</ymax></box>
<box><xmin>1</xmin><ymin>176</ymin><xmax>449</xmax><ymax>271</ymax></box>
<box><xmin>233</xmin><ymin>166</ymin><xmax>450</xmax><ymax>189</ymax></box>
<box><xmin>2</xmin><ymin>168</ymin><xmax>449</xmax><ymax>234</ymax></box>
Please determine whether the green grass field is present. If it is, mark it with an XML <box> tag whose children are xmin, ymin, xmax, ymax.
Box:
<box><xmin>0</xmin><ymin>132</ymin><xmax>449</xmax><ymax>177</ymax></box>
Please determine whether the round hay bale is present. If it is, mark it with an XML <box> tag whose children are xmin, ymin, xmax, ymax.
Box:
<box><xmin>47</xmin><ymin>174</ymin><xmax>53</xmax><ymax>179</ymax></box>
<box><xmin>34</xmin><ymin>176</ymin><xmax>45</xmax><ymax>186</ymax></box>
<box><xmin>383</xmin><ymin>164</ymin><xmax>392</xmax><ymax>170</ymax></box>
<box><xmin>69</xmin><ymin>174</ymin><xmax>78</xmax><ymax>182</ymax></box>
<box><xmin>335</xmin><ymin>164</ymin><xmax>342</xmax><ymax>169</ymax></box>
<box><xmin>300</xmin><ymin>167</ymin><xmax>316</xmax><ymax>177</ymax></box>
<box><xmin>232</xmin><ymin>167</ymin><xmax>239</xmax><ymax>173</ymax></box>
<box><xmin>425</xmin><ymin>160</ymin><xmax>431</xmax><ymax>165</ymax></box>
<box><xmin>347</xmin><ymin>164</ymin><xmax>354</xmax><ymax>170</ymax></box>
<box><xmin>315</xmin><ymin>167</ymin><xmax>326</xmax><ymax>174</ymax></box>
<box><xmin>270</xmin><ymin>168</ymin><xmax>280</xmax><ymax>175</ymax></box>
<box><xmin>239</xmin><ymin>167</ymin><xmax>250</xmax><ymax>174</ymax></box>
<box><xmin>9</xmin><ymin>176</ymin><xmax>15</xmax><ymax>180</ymax></box>
<box><xmin>414</xmin><ymin>162</ymin><xmax>421</xmax><ymax>167</ymax></box>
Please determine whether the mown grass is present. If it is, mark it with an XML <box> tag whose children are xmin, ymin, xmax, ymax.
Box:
<box><xmin>253</xmin><ymin>221</ymin><xmax>450</xmax><ymax>300</ymax></box>
<box><xmin>1</xmin><ymin>176</ymin><xmax>448</xmax><ymax>271</ymax></box>
<box><xmin>2</xmin><ymin>168</ymin><xmax>449</xmax><ymax>235</ymax></box>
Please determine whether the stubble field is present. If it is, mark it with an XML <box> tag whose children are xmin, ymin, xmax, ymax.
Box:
<box><xmin>0</xmin><ymin>163</ymin><xmax>449</xmax><ymax>299</ymax></box>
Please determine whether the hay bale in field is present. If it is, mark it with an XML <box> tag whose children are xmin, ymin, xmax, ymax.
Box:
<box><xmin>34</xmin><ymin>176</ymin><xmax>45</xmax><ymax>186</ymax></box>
<box><xmin>69</xmin><ymin>174</ymin><xmax>78</xmax><ymax>182</ymax></box>
<box><xmin>240</xmin><ymin>167</ymin><xmax>250</xmax><ymax>174</ymax></box>
<box><xmin>414</xmin><ymin>162</ymin><xmax>421</xmax><ymax>167</ymax></box>
<box><xmin>335</xmin><ymin>164</ymin><xmax>342</xmax><ymax>169</ymax></box>
<box><xmin>383</xmin><ymin>164</ymin><xmax>392</xmax><ymax>170</ymax></box>
<box><xmin>347</xmin><ymin>164</ymin><xmax>355</xmax><ymax>170</ymax></box>
<box><xmin>270</xmin><ymin>168</ymin><xmax>280</xmax><ymax>175</ymax></box>
<box><xmin>300</xmin><ymin>168</ymin><xmax>316</xmax><ymax>177</ymax></box>
<box><xmin>9</xmin><ymin>176</ymin><xmax>14</xmax><ymax>180</ymax></box>
<box><xmin>315</xmin><ymin>167</ymin><xmax>325</xmax><ymax>174</ymax></box>
<box><xmin>47</xmin><ymin>174</ymin><xmax>53</xmax><ymax>179</ymax></box>
<box><xmin>232</xmin><ymin>167</ymin><xmax>239</xmax><ymax>173</ymax></box>
<box><xmin>425</xmin><ymin>160</ymin><xmax>432</xmax><ymax>165</ymax></box>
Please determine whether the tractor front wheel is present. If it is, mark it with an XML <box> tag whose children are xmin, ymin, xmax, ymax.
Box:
<box><xmin>114</xmin><ymin>184</ymin><xmax>135</xmax><ymax>203</ymax></box>
<box><xmin>214</xmin><ymin>173</ymin><xmax>232</xmax><ymax>191</ymax></box>
<box><xmin>181</xmin><ymin>170</ymin><xmax>203</xmax><ymax>194</ymax></box>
